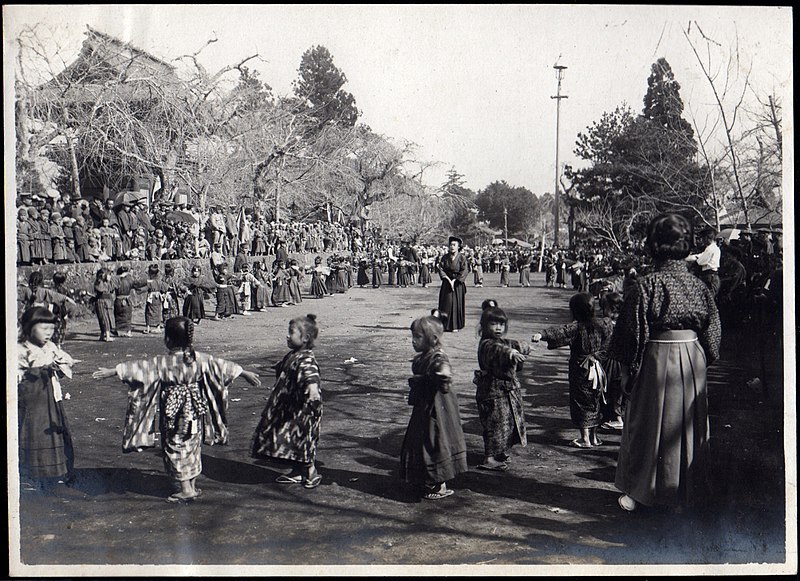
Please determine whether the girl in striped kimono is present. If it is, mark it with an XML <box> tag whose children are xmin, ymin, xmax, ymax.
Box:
<box><xmin>114</xmin><ymin>266</ymin><xmax>147</xmax><ymax>337</ymax></box>
<box><xmin>532</xmin><ymin>292</ymin><xmax>615</xmax><ymax>448</ymax></box>
<box><xmin>93</xmin><ymin>317</ymin><xmax>261</xmax><ymax>503</ymax></box>
<box><xmin>252</xmin><ymin>314</ymin><xmax>323</xmax><ymax>489</ymax></box>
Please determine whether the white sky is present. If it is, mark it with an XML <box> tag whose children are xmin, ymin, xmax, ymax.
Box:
<box><xmin>3</xmin><ymin>4</ymin><xmax>793</xmax><ymax>194</ymax></box>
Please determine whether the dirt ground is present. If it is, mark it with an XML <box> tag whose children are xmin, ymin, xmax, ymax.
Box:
<box><xmin>10</xmin><ymin>272</ymin><xmax>790</xmax><ymax>573</ymax></box>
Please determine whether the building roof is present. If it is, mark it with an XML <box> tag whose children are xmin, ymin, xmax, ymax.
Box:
<box><xmin>38</xmin><ymin>25</ymin><xmax>178</xmax><ymax>101</ymax></box>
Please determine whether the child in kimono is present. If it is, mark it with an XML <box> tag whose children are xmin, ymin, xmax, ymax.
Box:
<box><xmin>599</xmin><ymin>292</ymin><xmax>626</xmax><ymax>430</ymax></box>
<box><xmin>92</xmin><ymin>316</ymin><xmax>261</xmax><ymax>503</ymax></box>
<box><xmin>400</xmin><ymin>310</ymin><xmax>468</xmax><ymax>499</ymax></box>
<box><xmin>212</xmin><ymin>264</ymin><xmax>240</xmax><ymax>319</ymax></box>
<box><xmin>162</xmin><ymin>264</ymin><xmax>182</xmax><ymax>321</ymax></box>
<box><xmin>51</xmin><ymin>271</ymin><xmax>77</xmax><ymax>347</ymax></box>
<box><xmin>309</xmin><ymin>256</ymin><xmax>329</xmax><ymax>299</ymax></box>
<box><xmin>144</xmin><ymin>264</ymin><xmax>168</xmax><ymax>334</ymax></box>
<box><xmin>182</xmin><ymin>264</ymin><xmax>215</xmax><ymax>324</ymax></box>
<box><xmin>252</xmin><ymin>314</ymin><xmax>323</xmax><ymax>489</ymax></box>
<box><xmin>271</xmin><ymin>259</ymin><xmax>292</xmax><ymax>307</ymax></box>
<box><xmin>236</xmin><ymin>262</ymin><xmax>261</xmax><ymax>315</ymax></box>
<box><xmin>18</xmin><ymin>307</ymin><xmax>77</xmax><ymax>488</ymax></box>
<box><xmin>287</xmin><ymin>259</ymin><xmax>304</xmax><ymax>305</ymax></box>
<box><xmin>113</xmin><ymin>266</ymin><xmax>147</xmax><ymax>337</ymax></box>
<box><xmin>94</xmin><ymin>267</ymin><xmax>116</xmax><ymax>341</ymax></box>
<box><xmin>251</xmin><ymin>260</ymin><xmax>273</xmax><ymax>310</ymax></box>
<box><xmin>532</xmin><ymin>292</ymin><xmax>615</xmax><ymax>448</ymax></box>
<box><xmin>474</xmin><ymin>299</ymin><xmax>530</xmax><ymax>470</ymax></box>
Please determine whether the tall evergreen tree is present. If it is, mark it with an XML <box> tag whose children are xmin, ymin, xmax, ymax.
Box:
<box><xmin>293</xmin><ymin>45</ymin><xmax>358</xmax><ymax>128</ymax></box>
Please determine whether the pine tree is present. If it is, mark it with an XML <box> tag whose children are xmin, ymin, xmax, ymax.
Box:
<box><xmin>293</xmin><ymin>45</ymin><xmax>358</xmax><ymax>128</ymax></box>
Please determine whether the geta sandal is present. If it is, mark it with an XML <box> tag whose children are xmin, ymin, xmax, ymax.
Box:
<box><xmin>303</xmin><ymin>474</ymin><xmax>323</xmax><ymax>489</ymax></box>
<box><xmin>423</xmin><ymin>489</ymin><xmax>454</xmax><ymax>500</ymax></box>
<box><xmin>276</xmin><ymin>474</ymin><xmax>303</xmax><ymax>484</ymax></box>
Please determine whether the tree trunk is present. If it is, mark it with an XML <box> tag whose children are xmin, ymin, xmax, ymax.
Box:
<box><xmin>67</xmin><ymin>134</ymin><xmax>82</xmax><ymax>200</ymax></box>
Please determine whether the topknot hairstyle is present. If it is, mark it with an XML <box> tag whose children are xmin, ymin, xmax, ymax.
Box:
<box><xmin>645</xmin><ymin>213</ymin><xmax>693</xmax><ymax>261</ymax></box>
<box><xmin>479</xmin><ymin>298</ymin><xmax>508</xmax><ymax>337</ymax></box>
<box><xmin>411</xmin><ymin>313</ymin><xmax>445</xmax><ymax>350</ymax></box>
<box><xmin>291</xmin><ymin>314</ymin><xmax>319</xmax><ymax>348</ymax></box>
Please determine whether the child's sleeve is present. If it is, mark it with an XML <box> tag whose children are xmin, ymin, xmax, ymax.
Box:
<box><xmin>540</xmin><ymin>322</ymin><xmax>578</xmax><ymax>349</ymax></box>
<box><xmin>298</xmin><ymin>354</ymin><xmax>321</xmax><ymax>401</ymax></box>
<box><xmin>115</xmin><ymin>357</ymin><xmax>159</xmax><ymax>386</ymax></box>
<box><xmin>479</xmin><ymin>338</ymin><xmax>517</xmax><ymax>376</ymax></box>
<box><xmin>207</xmin><ymin>355</ymin><xmax>245</xmax><ymax>384</ymax></box>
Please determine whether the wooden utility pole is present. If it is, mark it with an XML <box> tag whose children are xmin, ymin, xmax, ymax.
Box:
<box><xmin>551</xmin><ymin>65</ymin><xmax>568</xmax><ymax>247</ymax></box>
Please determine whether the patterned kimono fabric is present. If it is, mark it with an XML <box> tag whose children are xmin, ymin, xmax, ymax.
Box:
<box><xmin>609</xmin><ymin>260</ymin><xmax>721</xmax><ymax>507</ymax></box>
<box><xmin>541</xmin><ymin>319</ymin><xmax>615</xmax><ymax>429</ymax></box>
<box><xmin>474</xmin><ymin>337</ymin><xmax>528</xmax><ymax>457</ymax></box>
<box><xmin>17</xmin><ymin>341</ymin><xmax>75</xmax><ymax>479</ymax></box>
<box><xmin>115</xmin><ymin>353</ymin><xmax>242</xmax><ymax>481</ymax></box>
<box><xmin>251</xmin><ymin>349</ymin><xmax>322</xmax><ymax>464</ymax></box>
<box><xmin>400</xmin><ymin>348</ymin><xmax>468</xmax><ymax>487</ymax></box>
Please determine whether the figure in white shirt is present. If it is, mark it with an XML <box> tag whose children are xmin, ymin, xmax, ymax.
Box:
<box><xmin>686</xmin><ymin>228</ymin><xmax>721</xmax><ymax>297</ymax></box>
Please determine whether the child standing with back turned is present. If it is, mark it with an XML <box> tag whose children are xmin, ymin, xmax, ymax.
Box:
<box><xmin>473</xmin><ymin>299</ymin><xmax>530</xmax><ymax>471</ymax></box>
<box><xmin>92</xmin><ymin>316</ymin><xmax>261</xmax><ymax>502</ymax></box>
<box><xmin>252</xmin><ymin>314</ymin><xmax>323</xmax><ymax>489</ymax></box>
<box><xmin>400</xmin><ymin>310</ymin><xmax>468</xmax><ymax>500</ymax></box>
<box><xmin>532</xmin><ymin>292</ymin><xmax>615</xmax><ymax>448</ymax></box>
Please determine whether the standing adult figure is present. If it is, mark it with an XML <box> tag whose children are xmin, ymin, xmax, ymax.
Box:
<box><xmin>609</xmin><ymin>213</ymin><xmax>721</xmax><ymax>512</ymax></box>
<box><xmin>685</xmin><ymin>227</ymin><xmax>721</xmax><ymax>298</ymax></box>
<box><xmin>437</xmin><ymin>236</ymin><xmax>468</xmax><ymax>332</ymax></box>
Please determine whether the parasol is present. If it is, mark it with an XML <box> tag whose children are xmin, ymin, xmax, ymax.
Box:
<box><xmin>166</xmin><ymin>209</ymin><xmax>199</xmax><ymax>225</ymax></box>
<box><xmin>718</xmin><ymin>227</ymin><xmax>740</xmax><ymax>242</ymax></box>
<box><xmin>113</xmin><ymin>190</ymin><xmax>146</xmax><ymax>208</ymax></box>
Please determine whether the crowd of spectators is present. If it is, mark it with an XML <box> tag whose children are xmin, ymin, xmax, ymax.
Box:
<box><xmin>15</xmin><ymin>192</ymin><xmax>363</xmax><ymax>265</ymax></box>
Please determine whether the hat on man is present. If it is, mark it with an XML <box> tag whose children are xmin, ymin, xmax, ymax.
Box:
<box><xmin>448</xmin><ymin>236</ymin><xmax>463</xmax><ymax>247</ymax></box>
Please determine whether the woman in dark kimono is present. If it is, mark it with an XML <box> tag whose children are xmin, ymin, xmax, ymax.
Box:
<box><xmin>400</xmin><ymin>312</ymin><xmax>467</xmax><ymax>499</ymax></box>
<box><xmin>437</xmin><ymin>236</ymin><xmax>468</xmax><ymax>332</ymax></box>
<box><xmin>609</xmin><ymin>214</ymin><xmax>721</xmax><ymax>512</ymax></box>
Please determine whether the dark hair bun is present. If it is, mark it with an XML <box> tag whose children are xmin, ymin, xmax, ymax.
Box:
<box><xmin>306</xmin><ymin>314</ymin><xmax>317</xmax><ymax>322</ymax></box>
<box><xmin>481</xmin><ymin>299</ymin><xmax>498</xmax><ymax>310</ymax></box>
<box><xmin>646</xmin><ymin>213</ymin><xmax>693</xmax><ymax>260</ymax></box>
